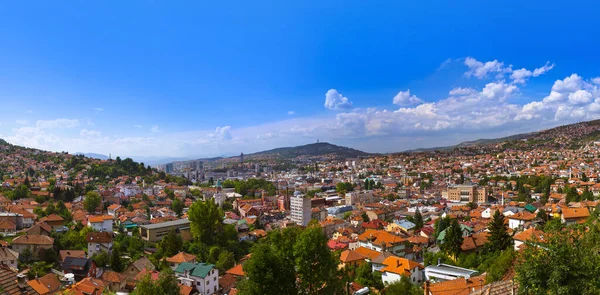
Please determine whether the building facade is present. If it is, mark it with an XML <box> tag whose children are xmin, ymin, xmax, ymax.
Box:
<box><xmin>290</xmin><ymin>194</ymin><xmax>312</xmax><ymax>226</ymax></box>
<box><xmin>445</xmin><ymin>184</ymin><xmax>487</xmax><ymax>203</ymax></box>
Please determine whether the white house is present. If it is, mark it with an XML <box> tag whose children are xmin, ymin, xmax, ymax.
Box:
<box><xmin>107</xmin><ymin>205</ymin><xmax>121</xmax><ymax>217</ymax></box>
<box><xmin>174</xmin><ymin>262</ymin><xmax>219</xmax><ymax>295</ymax></box>
<box><xmin>507</xmin><ymin>212</ymin><xmax>536</xmax><ymax>230</ymax></box>
<box><xmin>86</xmin><ymin>232</ymin><xmax>113</xmax><ymax>258</ymax></box>
<box><xmin>380</xmin><ymin>257</ymin><xmax>424</xmax><ymax>285</ymax></box>
<box><xmin>87</xmin><ymin>215</ymin><xmax>114</xmax><ymax>232</ymax></box>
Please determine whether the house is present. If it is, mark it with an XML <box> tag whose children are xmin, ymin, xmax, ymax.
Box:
<box><xmin>339</xmin><ymin>249</ymin><xmax>367</xmax><ymax>269</ymax></box>
<box><xmin>26</xmin><ymin>223</ymin><xmax>52</xmax><ymax>236</ymax></box>
<box><xmin>0</xmin><ymin>247</ymin><xmax>19</xmax><ymax>269</ymax></box>
<box><xmin>0</xmin><ymin>265</ymin><xmax>37</xmax><ymax>294</ymax></box>
<box><xmin>59</xmin><ymin>250</ymin><xmax>86</xmax><ymax>264</ymax></box>
<box><xmin>86</xmin><ymin>232</ymin><xmax>113</xmax><ymax>258</ymax></box>
<box><xmin>107</xmin><ymin>204</ymin><xmax>122</xmax><ymax>217</ymax></box>
<box><xmin>166</xmin><ymin>252</ymin><xmax>197</xmax><ymax>270</ymax></box>
<box><xmin>9</xmin><ymin>209</ymin><xmax>35</xmax><ymax>228</ymax></box>
<box><xmin>61</xmin><ymin>257</ymin><xmax>98</xmax><ymax>281</ymax></box>
<box><xmin>436</xmin><ymin>224</ymin><xmax>473</xmax><ymax>243</ymax></box>
<box><xmin>426</xmin><ymin>274</ymin><xmax>487</xmax><ymax>295</ymax></box>
<box><xmin>0</xmin><ymin>220</ymin><xmax>16</xmax><ymax>237</ymax></box>
<box><xmin>507</xmin><ymin>212</ymin><xmax>536</xmax><ymax>230</ymax></box>
<box><xmin>380</xmin><ymin>256</ymin><xmax>424</xmax><ymax>285</ymax></box>
<box><xmin>561</xmin><ymin>207</ymin><xmax>589</xmax><ymax>225</ymax></box>
<box><xmin>39</xmin><ymin>214</ymin><xmax>66</xmax><ymax>232</ymax></box>
<box><xmin>11</xmin><ymin>235</ymin><xmax>54</xmax><ymax>258</ymax></box>
<box><xmin>357</xmin><ymin>230</ymin><xmax>407</xmax><ymax>255</ymax></box>
<box><xmin>27</xmin><ymin>273</ymin><xmax>61</xmax><ymax>295</ymax></box>
<box><xmin>513</xmin><ymin>227</ymin><xmax>547</xmax><ymax>251</ymax></box>
<box><xmin>102</xmin><ymin>271</ymin><xmax>127</xmax><ymax>292</ymax></box>
<box><xmin>123</xmin><ymin>256</ymin><xmax>156</xmax><ymax>281</ymax></box>
<box><xmin>87</xmin><ymin>215</ymin><xmax>114</xmax><ymax>232</ymax></box>
<box><xmin>174</xmin><ymin>262</ymin><xmax>219</xmax><ymax>295</ymax></box>
<box><xmin>65</xmin><ymin>277</ymin><xmax>106</xmax><ymax>295</ymax></box>
<box><xmin>424</xmin><ymin>263</ymin><xmax>479</xmax><ymax>282</ymax></box>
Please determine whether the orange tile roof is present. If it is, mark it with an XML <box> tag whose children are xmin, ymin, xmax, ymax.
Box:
<box><xmin>358</xmin><ymin>229</ymin><xmax>406</xmax><ymax>248</ymax></box>
<box><xmin>166</xmin><ymin>252</ymin><xmax>197</xmax><ymax>264</ymax></box>
<box><xmin>339</xmin><ymin>250</ymin><xmax>367</xmax><ymax>263</ymax></box>
<box><xmin>226</xmin><ymin>264</ymin><xmax>245</xmax><ymax>277</ymax></box>
<box><xmin>562</xmin><ymin>207</ymin><xmax>590</xmax><ymax>219</ymax></box>
<box><xmin>429</xmin><ymin>274</ymin><xmax>487</xmax><ymax>295</ymax></box>
<box><xmin>513</xmin><ymin>227</ymin><xmax>547</xmax><ymax>243</ymax></box>
<box><xmin>354</xmin><ymin>247</ymin><xmax>381</xmax><ymax>260</ymax></box>
<box><xmin>88</xmin><ymin>215</ymin><xmax>114</xmax><ymax>223</ymax></box>
<box><xmin>508</xmin><ymin>211</ymin><xmax>536</xmax><ymax>221</ymax></box>
<box><xmin>379</xmin><ymin>256</ymin><xmax>423</xmax><ymax>276</ymax></box>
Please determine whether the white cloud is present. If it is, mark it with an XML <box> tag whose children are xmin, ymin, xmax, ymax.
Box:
<box><xmin>393</xmin><ymin>90</ymin><xmax>423</xmax><ymax>106</ymax></box>
<box><xmin>552</xmin><ymin>74</ymin><xmax>583</xmax><ymax>93</ymax></box>
<box><xmin>464</xmin><ymin>57</ymin><xmax>510</xmax><ymax>79</ymax></box>
<box><xmin>150</xmin><ymin>125</ymin><xmax>160</xmax><ymax>133</ymax></box>
<box><xmin>324</xmin><ymin>89</ymin><xmax>353</xmax><ymax>110</ymax></box>
<box><xmin>80</xmin><ymin>129</ymin><xmax>102</xmax><ymax>137</ymax></box>
<box><xmin>209</xmin><ymin>126</ymin><xmax>232</xmax><ymax>141</ymax></box>
<box><xmin>93</xmin><ymin>108</ymin><xmax>104</xmax><ymax>112</ymax></box>
<box><xmin>16</xmin><ymin>120</ymin><xmax>28</xmax><ymax>125</ymax></box>
<box><xmin>36</xmin><ymin>118</ymin><xmax>80</xmax><ymax>129</ymax></box>
<box><xmin>287</xmin><ymin>111</ymin><xmax>295</xmax><ymax>115</ymax></box>
<box><xmin>510</xmin><ymin>61</ymin><xmax>554</xmax><ymax>84</ymax></box>
<box><xmin>532</xmin><ymin>62</ymin><xmax>555</xmax><ymax>77</ymax></box>
<box><xmin>449</xmin><ymin>87</ymin><xmax>477</xmax><ymax>96</ymax></box>
<box><xmin>568</xmin><ymin>90</ymin><xmax>593</xmax><ymax>105</ymax></box>
<box><xmin>480</xmin><ymin>81</ymin><xmax>517</xmax><ymax>100</ymax></box>
<box><xmin>592</xmin><ymin>77</ymin><xmax>600</xmax><ymax>85</ymax></box>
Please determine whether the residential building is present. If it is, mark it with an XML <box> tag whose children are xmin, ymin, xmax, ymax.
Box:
<box><xmin>11</xmin><ymin>235</ymin><xmax>54</xmax><ymax>258</ymax></box>
<box><xmin>123</xmin><ymin>256</ymin><xmax>155</xmax><ymax>281</ymax></box>
<box><xmin>107</xmin><ymin>204</ymin><xmax>121</xmax><ymax>217</ymax></box>
<box><xmin>380</xmin><ymin>256</ymin><xmax>424</xmax><ymax>285</ymax></box>
<box><xmin>357</xmin><ymin>230</ymin><xmax>407</xmax><ymax>255</ymax></box>
<box><xmin>0</xmin><ymin>266</ymin><xmax>37</xmax><ymax>294</ymax></box>
<box><xmin>561</xmin><ymin>207</ymin><xmax>590</xmax><ymax>225</ymax></box>
<box><xmin>445</xmin><ymin>184</ymin><xmax>487</xmax><ymax>203</ymax></box>
<box><xmin>426</xmin><ymin>274</ymin><xmax>487</xmax><ymax>295</ymax></box>
<box><xmin>166</xmin><ymin>252</ymin><xmax>197</xmax><ymax>270</ymax></box>
<box><xmin>87</xmin><ymin>215</ymin><xmax>114</xmax><ymax>232</ymax></box>
<box><xmin>139</xmin><ymin>219</ymin><xmax>192</xmax><ymax>242</ymax></box>
<box><xmin>0</xmin><ymin>247</ymin><xmax>19</xmax><ymax>269</ymax></box>
<box><xmin>27</xmin><ymin>273</ymin><xmax>61</xmax><ymax>295</ymax></box>
<box><xmin>0</xmin><ymin>220</ymin><xmax>16</xmax><ymax>237</ymax></box>
<box><xmin>39</xmin><ymin>214</ymin><xmax>66</xmax><ymax>232</ymax></box>
<box><xmin>86</xmin><ymin>232</ymin><xmax>113</xmax><ymax>258</ymax></box>
<box><xmin>174</xmin><ymin>262</ymin><xmax>219</xmax><ymax>295</ymax></box>
<box><xmin>507</xmin><ymin>211</ymin><xmax>536</xmax><ymax>229</ymax></box>
<box><xmin>290</xmin><ymin>194</ymin><xmax>311</xmax><ymax>226</ymax></box>
<box><xmin>424</xmin><ymin>263</ymin><xmax>479</xmax><ymax>282</ymax></box>
<box><xmin>0</xmin><ymin>213</ymin><xmax>23</xmax><ymax>230</ymax></box>
<box><xmin>513</xmin><ymin>227</ymin><xmax>547</xmax><ymax>251</ymax></box>
<box><xmin>61</xmin><ymin>257</ymin><xmax>98</xmax><ymax>281</ymax></box>
<box><xmin>102</xmin><ymin>271</ymin><xmax>127</xmax><ymax>292</ymax></box>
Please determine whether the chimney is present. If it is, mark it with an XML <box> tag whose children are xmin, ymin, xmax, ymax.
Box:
<box><xmin>423</xmin><ymin>281</ymin><xmax>430</xmax><ymax>295</ymax></box>
<box><xmin>17</xmin><ymin>274</ymin><xmax>27</xmax><ymax>289</ymax></box>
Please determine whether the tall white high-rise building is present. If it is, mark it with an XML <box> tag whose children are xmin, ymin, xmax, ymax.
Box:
<box><xmin>290</xmin><ymin>194</ymin><xmax>312</xmax><ymax>226</ymax></box>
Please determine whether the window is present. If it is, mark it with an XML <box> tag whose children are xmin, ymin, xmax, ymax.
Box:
<box><xmin>197</xmin><ymin>282</ymin><xmax>201</xmax><ymax>286</ymax></box>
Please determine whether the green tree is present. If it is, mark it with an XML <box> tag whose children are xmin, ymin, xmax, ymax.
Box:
<box><xmin>157</xmin><ymin>230</ymin><xmax>183</xmax><ymax>258</ymax></box>
<box><xmin>238</xmin><ymin>243</ymin><xmax>298</xmax><ymax>295</ymax></box>
<box><xmin>355</xmin><ymin>262</ymin><xmax>384</xmax><ymax>290</ymax></box>
<box><xmin>215</xmin><ymin>250</ymin><xmax>235</xmax><ymax>272</ymax></box>
<box><xmin>414</xmin><ymin>209</ymin><xmax>424</xmax><ymax>231</ymax></box>
<box><xmin>92</xmin><ymin>252</ymin><xmax>109</xmax><ymax>268</ymax></box>
<box><xmin>133</xmin><ymin>269</ymin><xmax>181</xmax><ymax>295</ymax></box>
<box><xmin>11</xmin><ymin>184</ymin><xmax>30</xmax><ymax>200</ymax></box>
<box><xmin>486</xmin><ymin>211</ymin><xmax>512</xmax><ymax>252</ymax></box>
<box><xmin>441</xmin><ymin>219</ymin><xmax>463</xmax><ymax>259</ymax></box>
<box><xmin>110</xmin><ymin>247</ymin><xmax>124</xmax><ymax>272</ymax></box>
<box><xmin>84</xmin><ymin>191</ymin><xmax>102</xmax><ymax>214</ymax></box>
<box><xmin>294</xmin><ymin>226</ymin><xmax>340</xmax><ymax>294</ymax></box>
<box><xmin>188</xmin><ymin>200</ymin><xmax>224</xmax><ymax>246</ymax></box>
<box><xmin>172</xmin><ymin>198</ymin><xmax>184</xmax><ymax>217</ymax></box>
<box><xmin>382</xmin><ymin>275</ymin><xmax>422</xmax><ymax>295</ymax></box>
<box><xmin>361</xmin><ymin>212</ymin><xmax>370</xmax><ymax>222</ymax></box>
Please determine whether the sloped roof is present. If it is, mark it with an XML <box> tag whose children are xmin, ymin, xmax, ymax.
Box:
<box><xmin>339</xmin><ymin>250</ymin><xmax>367</xmax><ymax>263</ymax></box>
<box><xmin>429</xmin><ymin>274</ymin><xmax>487</xmax><ymax>295</ymax></box>
<box><xmin>12</xmin><ymin>234</ymin><xmax>54</xmax><ymax>245</ymax></box>
<box><xmin>225</xmin><ymin>264</ymin><xmax>245</xmax><ymax>277</ymax></box>
<box><xmin>166</xmin><ymin>252</ymin><xmax>197</xmax><ymax>264</ymax></box>
<box><xmin>0</xmin><ymin>266</ymin><xmax>37</xmax><ymax>295</ymax></box>
<box><xmin>86</xmin><ymin>232</ymin><xmax>113</xmax><ymax>243</ymax></box>
<box><xmin>562</xmin><ymin>207</ymin><xmax>590</xmax><ymax>219</ymax></box>
<box><xmin>379</xmin><ymin>256</ymin><xmax>423</xmax><ymax>276</ymax></box>
<box><xmin>174</xmin><ymin>262</ymin><xmax>215</xmax><ymax>278</ymax></box>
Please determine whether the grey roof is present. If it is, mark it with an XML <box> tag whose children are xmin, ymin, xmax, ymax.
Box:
<box><xmin>425</xmin><ymin>263</ymin><xmax>479</xmax><ymax>278</ymax></box>
<box><xmin>139</xmin><ymin>218</ymin><xmax>190</xmax><ymax>230</ymax></box>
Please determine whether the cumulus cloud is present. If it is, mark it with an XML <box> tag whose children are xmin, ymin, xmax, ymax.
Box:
<box><xmin>532</xmin><ymin>62</ymin><xmax>555</xmax><ymax>77</ymax></box>
<box><xmin>552</xmin><ymin>74</ymin><xmax>583</xmax><ymax>93</ymax></box>
<box><xmin>150</xmin><ymin>125</ymin><xmax>160</xmax><ymax>133</ymax></box>
<box><xmin>324</xmin><ymin>89</ymin><xmax>353</xmax><ymax>110</ymax></box>
<box><xmin>593</xmin><ymin>77</ymin><xmax>600</xmax><ymax>85</ymax></box>
<box><xmin>464</xmin><ymin>57</ymin><xmax>510</xmax><ymax>78</ymax></box>
<box><xmin>393</xmin><ymin>90</ymin><xmax>423</xmax><ymax>106</ymax></box>
<box><xmin>209</xmin><ymin>126</ymin><xmax>232</xmax><ymax>141</ymax></box>
<box><xmin>480</xmin><ymin>81</ymin><xmax>518</xmax><ymax>100</ymax></box>
<box><xmin>568</xmin><ymin>90</ymin><xmax>593</xmax><ymax>105</ymax></box>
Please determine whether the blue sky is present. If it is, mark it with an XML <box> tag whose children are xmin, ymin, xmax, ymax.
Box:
<box><xmin>1</xmin><ymin>1</ymin><xmax>600</xmax><ymax>160</ymax></box>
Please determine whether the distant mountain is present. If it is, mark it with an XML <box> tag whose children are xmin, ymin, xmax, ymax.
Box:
<box><xmin>245</xmin><ymin>142</ymin><xmax>371</xmax><ymax>159</ymax></box>
<box><xmin>407</xmin><ymin>119</ymin><xmax>600</xmax><ymax>152</ymax></box>
<box><xmin>74</xmin><ymin>152</ymin><xmax>109</xmax><ymax>160</ymax></box>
